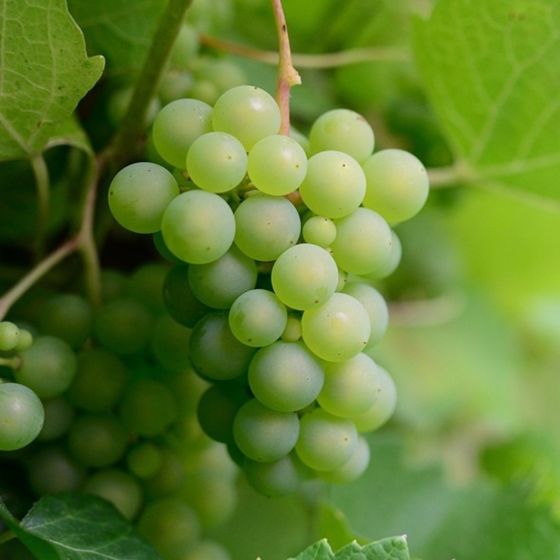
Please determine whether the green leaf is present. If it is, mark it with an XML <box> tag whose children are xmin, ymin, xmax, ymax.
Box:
<box><xmin>362</xmin><ymin>537</ymin><xmax>410</xmax><ymax>560</ymax></box>
<box><xmin>46</xmin><ymin>116</ymin><xmax>94</xmax><ymax>155</ymax></box>
<box><xmin>68</xmin><ymin>0</ymin><xmax>166</xmax><ymax>75</ymax></box>
<box><xmin>414</xmin><ymin>0</ymin><xmax>560</xmax><ymax>201</ymax></box>
<box><xmin>0</xmin><ymin>0</ymin><xmax>104</xmax><ymax>161</ymax></box>
<box><xmin>289</xmin><ymin>539</ymin><xmax>334</xmax><ymax>560</ymax></box>
<box><xmin>288</xmin><ymin>537</ymin><xmax>410</xmax><ymax>560</ymax></box>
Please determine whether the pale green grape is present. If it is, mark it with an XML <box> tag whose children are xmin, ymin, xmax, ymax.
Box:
<box><xmin>248</xmin><ymin>134</ymin><xmax>307</xmax><ymax>195</ymax></box>
<box><xmin>128</xmin><ymin>263</ymin><xmax>169</xmax><ymax>314</ymax></box>
<box><xmin>322</xmin><ymin>435</ymin><xmax>370</xmax><ymax>483</ymax></box>
<box><xmin>299</xmin><ymin>151</ymin><xmax>366</xmax><ymax>219</ymax></box>
<box><xmin>295</xmin><ymin>408</ymin><xmax>358</xmax><ymax>471</ymax></box>
<box><xmin>150</xmin><ymin>314</ymin><xmax>191</xmax><ymax>372</ymax></box>
<box><xmin>188</xmin><ymin>246</ymin><xmax>257</xmax><ymax>309</ymax></box>
<box><xmin>186</xmin><ymin>132</ymin><xmax>247</xmax><ymax>193</ymax></box>
<box><xmin>108</xmin><ymin>162</ymin><xmax>179</xmax><ymax>234</ymax></box>
<box><xmin>100</xmin><ymin>269</ymin><xmax>126</xmax><ymax>302</ymax></box>
<box><xmin>169</xmin><ymin>23</ymin><xmax>199</xmax><ymax>70</ymax></box>
<box><xmin>271</xmin><ymin>244</ymin><xmax>338</xmax><ymax>311</ymax></box>
<box><xmin>14</xmin><ymin>328</ymin><xmax>33</xmax><ymax>351</ymax></box>
<box><xmin>302</xmin><ymin>216</ymin><xmax>336</xmax><ymax>247</ymax></box>
<box><xmin>143</xmin><ymin>448</ymin><xmax>185</xmax><ymax>498</ymax></box>
<box><xmin>152</xmin><ymin>98</ymin><xmax>212</xmax><ymax>168</ymax></box>
<box><xmin>248</xmin><ymin>341</ymin><xmax>324</xmax><ymax>412</ymax></box>
<box><xmin>301</xmin><ymin>293</ymin><xmax>370</xmax><ymax>362</ymax></box>
<box><xmin>38</xmin><ymin>396</ymin><xmax>74</xmax><ymax>441</ymax></box>
<box><xmin>0</xmin><ymin>383</ymin><xmax>44</xmax><ymax>451</ymax></box>
<box><xmin>184</xmin><ymin>440</ymin><xmax>238</xmax><ymax>480</ymax></box>
<box><xmin>331</xmin><ymin>208</ymin><xmax>393</xmax><ymax>275</ymax></box>
<box><xmin>289</xmin><ymin>127</ymin><xmax>309</xmax><ymax>153</ymax></box>
<box><xmin>189</xmin><ymin>79</ymin><xmax>220</xmax><ymax>105</ymax></box>
<box><xmin>180</xmin><ymin>540</ymin><xmax>231</xmax><ymax>560</ymax></box>
<box><xmin>354</xmin><ymin>366</ymin><xmax>397</xmax><ymax>432</ymax></box>
<box><xmin>0</xmin><ymin>321</ymin><xmax>19</xmax><ymax>351</ymax></box>
<box><xmin>233</xmin><ymin>399</ymin><xmax>299</xmax><ymax>462</ymax></box>
<box><xmin>309</xmin><ymin>109</ymin><xmax>375</xmax><ymax>163</ymax></box>
<box><xmin>158</xmin><ymin>70</ymin><xmax>194</xmax><ymax>105</ymax></box>
<box><xmin>28</xmin><ymin>447</ymin><xmax>85</xmax><ymax>494</ymax></box>
<box><xmin>127</xmin><ymin>442</ymin><xmax>163</xmax><ymax>479</ymax></box>
<box><xmin>361</xmin><ymin>230</ymin><xmax>402</xmax><ymax>280</ymax></box>
<box><xmin>234</xmin><ymin>194</ymin><xmax>300</xmax><ymax>261</ymax></box>
<box><xmin>161</xmin><ymin>190</ymin><xmax>235</xmax><ymax>264</ymax></box>
<box><xmin>342</xmin><ymin>282</ymin><xmax>389</xmax><ymax>348</ymax></box>
<box><xmin>229</xmin><ymin>289</ymin><xmax>287</xmax><ymax>347</ymax></box>
<box><xmin>199</xmin><ymin>57</ymin><xmax>246</xmax><ymax>92</ymax></box>
<box><xmin>281</xmin><ymin>315</ymin><xmax>302</xmax><ymax>342</ymax></box>
<box><xmin>318</xmin><ymin>353</ymin><xmax>379</xmax><ymax>418</ymax></box>
<box><xmin>39</xmin><ymin>294</ymin><xmax>92</xmax><ymax>348</ymax></box>
<box><xmin>153</xmin><ymin>230</ymin><xmax>181</xmax><ymax>263</ymax></box>
<box><xmin>212</xmin><ymin>85</ymin><xmax>281</xmax><ymax>149</ymax></box>
<box><xmin>362</xmin><ymin>149</ymin><xmax>429</xmax><ymax>223</ymax></box>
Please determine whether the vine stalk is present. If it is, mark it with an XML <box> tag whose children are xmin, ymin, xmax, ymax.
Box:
<box><xmin>30</xmin><ymin>154</ymin><xmax>50</xmax><ymax>259</ymax></box>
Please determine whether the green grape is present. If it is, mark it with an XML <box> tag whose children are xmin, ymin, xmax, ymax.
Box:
<box><xmin>180</xmin><ymin>540</ymin><xmax>231</xmax><ymax>560</ymax></box>
<box><xmin>187</xmin><ymin>132</ymin><xmax>247</xmax><ymax>193</ymax></box>
<box><xmin>247</xmin><ymin>134</ymin><xmax>307</xmax><ymax>195</ymax></box>
<box><xmin>169</xmin><ymin>23</ymin><xmax>199</xmax><ymax>70</ymax></box>
<box><xmin>67</xmin><ymin>349</ymin><xmax>128</xmax><ymax>412</ymax></box>
<box><xmin>127</xmin><ymin>442</ymin><xmax>163</xmax><ymax>479</ymax></box>
<box><xmin>67</xmin><ymin>415</ymin><xmax>127</xmax><ymax>468</ymax></box>
<box><xmin>164</xmin><ymin>265</ymin><xmax>211</xmax><ymax>327</ymax></box>
<box><xmin>234</xmin><ymin>194</ymin><xmax>300</xmax><ymax>261</ymax></box>
<box><xmin>271</xmin><ymin>244</ymin><xmax>338</xmax><ymax>311</ymax></box>
<box><xmin>14</xmin><ymin>329</ymin><xmax>33</xmax><ymax>352</ymax></box>
<box><xmin>318</xmin><ymin>353</ymin><xmax>379</xmax><ymax>418</ymax></box>
<box><xmin>108</xmin><ymin>162</ymin><xmax>179</xmax><ymax>234</ymax></box>
<box><xmin>0</xmin><ymin>383</ymin><xmax>44</xmax><ymax>451</ymax></box>
<box><xmin>229</xmin><ymin>289</ymin><xmax>287</xmax><ymax>347</ymax></box>
<box><xmin>138</xmin><ymin>498</ymin><xmax>201</xmax><ymax>560</ymax></box>
<box><xmin>119</xmin><ymin>379</ymin><xmax>178</xmax><ymax>437</ymax></box>
<box><xmin>212</xmin><ymin>85</ymin><xmax>281</xmax><ymax>149</ymax></box>
<box><xmin>152</xmin><ymin>98</ymin><xmax>213</xmax><ymax>168</ymax></box>
<box><xmin>342</xmin><ymin>282</ymin><xmax>389</xmax><ymax>348</ymax></box>
<box><xmin>107</xmin><ymin>87</ymin><xmax>160</xmax><ymax>127</ymax></box>
<box><xmin>0</xmin><ymin>322</ymin><xmax>19</xmax><ymax>351</ymax></box>
<box><xmin>336</xmin><ymin>268</ymin><xmax>347</xmax><ymax>291</ymax></box>
<box><xmin>185</xmin><ymin>441</ymin><xmax>238</xmax><ymax>480</ymax></box>
<box><xmin>16</xmin><ymin>336</ymin><xmax>77</xmax><ymax>398</ymax></box>
<box><xmin>309</xmin><ymin>108</ymin><xmax>375</xmax><ymax>163</ymax></box>
<box><xmin>188</xmin><ymin>246</ymin><xmax>257</xmax><ymax>309</ymax></box>
<box><xmin>295</xmin><ymin>408</ymin><xmax>358</xmax><ymax>471</ymax></box>
<box><xmin>168</xmin><ymin>366</ymin><xmax>210</xmax><ymax>414</ymax></box>
<box><xmin>331</xmin><ymin>208</ymin><xmax>393</xmax><ymax>275</ymax></box>
<box><xmin>189</xmin><ymin>312</ymin><xmax>256</xmax><ymax>381</ymax></box>
<box><xmin>153</xmin><ymin>230</ymin><xmax>182</xmax><ymax>263</ymax></box>
<box><xmin>200</xmin><ymin>57</ymin><xmax>246</xmax><ymax>92</ymax></box>
<box><xmin>301</xmin><ymin>293</ymin><xmax>370</xmax><ymax>362</ymax></box>
<box><xmin>243</xmin><ymin>453</ymin><xmax>309</xmax><ymax>497</ymax></box>
<box><xmin>162</xmin><ymin>190</ymin><xmax>235</xmax><ymax>264</ymax></box>
<box><xmin>28</xmin><ymin>447</ymin><xmax>85</xmax><ymax>495</ymax></box>
<box><xmin>362</xmin><ymin>149</ymin><xmax>429</xmax><ymax>224</ymax></box>
<box><xmin>83</xmin><ymin>469</ymin><xmax>143</xmax><ymax>520</ymax></box>
<box><xmin>289</xmin><ymin>126</ymin><xmax>309</xmax><ymax>154</ymax></box>
<box><xmin>248</xmin><ymin>341</ymin><xmax>324</xmax><ymax>412</ymax></box>
<box><xmin>361</xmin><ymin>230</ymin><xmax>402</xmax><ymax>280</ymax></box>
<box><xmin>281</xmin><ymin>315</ymin><xmax>302</xmax><ymax>342</ymax></box>
<box><xmin>150</xmin><ymin>314</ymin><xmax>191</xmax><ymax>372</ymax></box>
<box><xmin>94</xmin><ymin>299</ymin><xmax>153</xmax><ymax>355</ymax></box>
<box><xmin>37</xmin><ymin>396</ymin><xmax>75</xmax><ymax>441</ymax></box>
<box><xmin>354</xmin><ymin>366</ymin><xmax>397</xmax><ymax>432</ymax></box>
<box><xmin>158</xmin><ymin>70</ymin><xmax>194</xmax><ymax>105</ymax></box>
<box><xmin>100</xmin><ymin>269</ymin><xmax>126</xmax><ymax>302</ymax></box>
<box><xmin>302</xmin><ymin>216</ymin><xmax>336</xmax><ymax>248</ymax></box>
<box><xmin>233</xmin><ymin>399</ymin><xmax>299</xmax><ymax>462</ymax></box>
<box><xmin>128</xmin><ymin>263</ymin><xmax>169</xmax><ymax>313</ymax></box>
<box><xmin>299</xmin><ymin>151</ymin><xmax>366</xmax><ymax>219</ymax></box>
<box><xmin>188</xmin><ymin>79</ymin><xmax>220</xmax><ymax>105</ymax></box>
<box><xmin>322</xmin><ymin>435</ymin><xmax>370</xmax><ymax>483</ymax></box>
<box><xmin>144</xmin><ymin>448</ymin><xmax>185</xmax><ymax>498</ymax></box>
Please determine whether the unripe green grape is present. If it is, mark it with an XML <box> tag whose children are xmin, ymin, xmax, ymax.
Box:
<box><xmin>153</xmin><ymin>98</ymin><xmax>213</xmax><ymax>168</ymax></box>
<box><xmin>37</xmin><ymin>396</ymin><xmax>75</xmax><ymax>441</ymax></box>
<box><xmin>187</xmin><ymin>132</ymin><xmax>247</xmax><ymax>193</ymax></box>
<box><xmin>212</xmin><ymin>85</ymin><xmax>281</xmax><ymax>149</ymax></box>
<box><xmin>185</xmin><ymin>440</ymin><xmax>238</xmax><ymax>480</ymax></box>
<box><xmin>108</xmin><ymin>162</ymin><xmax>179</xmax><ymax>234</ymax></box>
<box><xmin>318</xmin><ymin>353</ymin><xmax>379</xmax><ymax>418</ymax></box>
<box><xmin>248</xmin><ymin>134</ymin><xmax>307</xmax><ymax>195</ymax></box>
<box><xmin>200</xmin><ymin>58</ymin><xmax>246</xmax><ymax>92</ymax></box>
<box><xmin>301</xmin><ymin>293</ymin><xmax>370</xmax><ymax>362</ymax></box>
<box><xmin>309</xmin><ymin>109</ymin><xmax>375</xmax><ymax>163</ymax></box>
<box><xmin>158</xmin><ymin>70</ymin><xmax>194</xmax><ymax>105</ymax></box>
<box><xmin>150</xmin><ymin>314</ymin><xmax>191</xmax><ymax>372</ymax></box>
<box><xmin>153</xmin><ymin>230</ymin><xmax>182</xmax><ymax>263</ymax></box>
<box><xmin>248</xmin><ymin>342</ymin><xmax>324</xmax><ymax>412</ymax></box>
<box><xmin>299</xmin><ymin>151</ymin><xmax>366</xmax><ymax>219</ymax></box>
<box><xmin>127</xmin><ymin>442</ymin><xmax>163</xmax><ymax>479</ymax></box>
<box><xmin>162</xmin><ymin>190</ymin><xmax>235</xmax><ymax>264</ymax></box>
<box><xmin>144</xmin><ymin>448</ymin><xmax>185</xmax><ymax>498</ymax></box>
<box><xmin>189</xmin><ymin>312</ymin><xmax>256</xmax><ymax>381</ymax></box>
<box><xmin>189</xmin><ymin>79</ymin><xmax>220</xmax><ymax>105</ymax></box>
<box><xmin>14</xmin><ymin>328</ymin><xmax>33</xmax><ymax>352</ymax></box>
<box><xmin>128</xmin><ymin>263</ymin><xmax>169</xmax><ymax>314</ymax></box>
<box><xmin>0</xmin><ymin>383</ymin><xmax>44</xmax><ymax>451</ymax></box>
<box><xmin>354</xmin><ymin>366</ymin><xmax>397</xmax><ymax>432</ymax></box>
<box><xmin>302</xmin><ymin>216</ymin><xmax>336</xmax><ymax>248</ymax></box>
<box><xmin>0</xmin><ymin>321</ymin><xmax>19</xmax><ymax>351</ymax></box>
<box><xmin>67</xmin><ymin>349</ymin><xmax>128</xmax><ymax>412</ymax></box>
<box><xmin>289</xmin><ymin>126</ymin><xmax>309</xmax><ymax>154</ymax></box>
<box><xmin>281</xmin><ymin>315</ymin><xmax>302</xmax><ymax>342</ymax></box>
<box><xmin>83</xmin><ymin>469</ymin><xmax>143</xmax><ymax>520</ymax></box>
<box><xmin>67</xmin><ymin>415</ymin><xmax>127</xmax><ymax>468</ymax></box>
<box><xmin>342</xmin><ymin>282</ymin><xmax>389</xmax><ymax>348</ymax></box>
<box><xmin>233</xmin><ymin>399</ymin><xmax>299</xmax><ymax>462</ymax></box>
<box><xmin>331</xmin><ymin>208</ymin><xmax>393</xmax><ymax>275</ymax></box>
<box><xmin>180</xmin><ymin>540</ymin><xmax>231</xmax><ymax>560</ymax></box>
<box><xmin>169</xmin><ymin>24</ymin><xmax>199</xmax><ymax>70</ymax></box>
<box><xmin>295</xmin><ymin>408</ymin><xmax>357</xmax><ymax>471</ymax></box>
<box><xmin>28</xmin><ymin>447</ymin><xmax>85</xmax><ymax>494</ymax></box>
<box><xmin>234</xmin><ymin>194</ymin><xmax>300</xmax><ymax>262</ymax></box>
<box><xmin>17</xmin><ymin>336</ymin><xmax>77</xmax><ymax>398</ymax></box>
<box><xmin>229</xmin><ymin>289</ymin><xmax>287</xmax><ymax>347</ymax></box>
<box><xmin>188</xmin><ymin>246</ymin><xmax>257</xmax><ymax>309</ymax></box>
<box><xmin>168</xmin><ymin>366</ymin><xmax>210</xmax><ymax>414</ymax></box>
<box><xmin>361</xmin><ymin>230</ymin><xmax>402</xmax><ymax>280</ymax></box>
<box><xmin>362</xmin><ymin>149</ymin><xmax>429</xmax><ymax>224</ymax></box>
<box><xmin>100</xmin><ymin>269</ymin><xmax>126</xmax><ymax>302</ymax></box>
<box><xmin>322</xmin><ymin>435</ymin><xmax>370</xmax><ymax>483</ymax></box>
<box><xmin>271</xmin><ymin>244</ymin><xmax>338</xmax><ymax>311</ymax></box>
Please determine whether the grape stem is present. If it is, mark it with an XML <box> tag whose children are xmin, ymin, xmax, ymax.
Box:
<box><xmin>199</xmin><ymin>34</ymin><xmax>409</xmax><ymax>68</ymax></box>
<box><xmin>428</xmin><ymin>163</ymin><xmax>471</xmax><ymax>189</ymax></box>
<box><xmin>271</xmin><ymin>0</ymin><xmax>301</xmax><ymax>135</ymax></box>
<box><xmin>30</xmin><ymin>153</ymin><xmax>50</xmax><ymax>260</ymax></box>
<box><xmin>388</xmin><ymin>292</ymin><xmax>466</xmax><ymax>327</ymax></box>
<box><xmin>0</xmin><ymin>356</ymin><xmax>21</xmax><ymax>370</ymax></box>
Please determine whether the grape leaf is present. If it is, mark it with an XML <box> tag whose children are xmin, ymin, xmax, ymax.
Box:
<box><xmin>414</xmin><ymin>0</ymin><xmax>560</xmax><ymax>201</ymax></box>
<box><xmin>288</xmin><ymin>537</ymin><xmax>410</xmax><ymax>560</ymax></box>
<box><xmin>289</xmin><ymin>539</ymin><xmax>335</xmax><ymax>560</ymax></box>
<box><xmin>0</xmin><ymin>0</ymin><xmax>104</xmax><ymax>162</ymax></box>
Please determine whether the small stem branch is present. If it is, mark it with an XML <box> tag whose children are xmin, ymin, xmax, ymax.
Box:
<box><xmin>271</xmin><ymin>0</ymin><xmax>301</xmax><ymax>134</ymax></box>
<box><xmin>428</xmin><ymin>163</ymin><xmax>472</xmax><ymax>189</ymax></box>
<box><xmin>0</xmin><ymin>530</ymin><xmax>15</xmax><ymax>545</ymax></box>
<box><xmin>388</xmin><ymin>292</ymin><xmax>466</xmax><ymax>328</ymax></box>
<box><xmin>0</xmin><ymin>356</ymin><xmax>21</xmax><ymax>370</ymax></box>
<box><xmin>30</xmin><ymin>154</ymin><xmax>50</xmax><ymax>258</ymax></box>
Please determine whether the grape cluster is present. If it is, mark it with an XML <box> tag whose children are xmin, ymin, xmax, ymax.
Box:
<box><xmin>108</xmin><ymin>84</ymin><xmax>429</xmax><ymax>496</ymax></box>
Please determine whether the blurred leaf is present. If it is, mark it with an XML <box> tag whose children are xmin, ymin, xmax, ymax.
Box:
<box><xmin>0</xmin><ymin>0</ymin><xmax>103</xmax><ymax>161</ymax></box>
<box><xmin>414</xmin><ymin>0</ymin><xmax>560</xmax><ymax>200</ymax></box>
